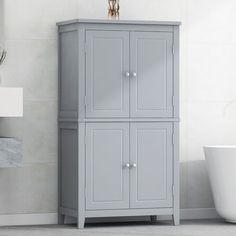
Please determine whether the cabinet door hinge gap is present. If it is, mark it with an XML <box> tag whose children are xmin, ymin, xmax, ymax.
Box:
<box><xmin>84</xmin><ymin>95</ymin><xmax>88</xmax><ymax>107</ymax></box>
<box><xmin>172</xmin><ymin>44</ymin><xmax>175</xmax><ymax>55</ymax></box>
<box><xmin>172</xmin><ymin>131</ymin><xmax>175</xmax><ymax>145</ymax></box>
<box><xmin>84</xmin><ymin>41</ymin><xmax>88</xmax><ymax>54</ymax></box>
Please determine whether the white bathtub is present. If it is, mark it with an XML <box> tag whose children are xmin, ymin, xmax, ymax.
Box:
<box><xmin>204</xmin><ymin>146</ymin><xmax>236</xmax><ymax>223</ymax></box>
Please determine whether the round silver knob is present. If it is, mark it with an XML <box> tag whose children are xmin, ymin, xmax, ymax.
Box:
<box><xmin>125</xmin><ymin>72</ymin><xmax>130</xmax><ymax>77</ymax></box>
<box><xmin>132</xmin><ymin>72</ymin><xmax>137</xmax><ymax>77</ymax></box>
<box><xmin>132</xmin><ymin>163</ymin><xmax>137</xmax><ymax>168</ymax></box>
<box><xmin>125</xmin><ymin>163</ymin><xmax>130</xmax><ymax>168</ymax></box>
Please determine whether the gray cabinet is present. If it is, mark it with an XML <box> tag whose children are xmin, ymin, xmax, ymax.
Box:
<box><xmin>57</xmin><ymin>19</ymin><xmax>180</xmax><ymax>229</ymax></box>
<box><xmin>86</xmin><ymin>122</ymin><xmax>172</xmax><ymax>211</ymax></box>
<box><xmin>85</xmin><ymin>30</ymin><xmax>173</xmax><ymax>118</ymax></box>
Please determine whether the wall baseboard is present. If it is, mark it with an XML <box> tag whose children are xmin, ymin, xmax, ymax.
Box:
<box><xmin>0</xmin><ymin>213</ymin><xmax>58</xmax><ymax>226</ymax></box>
<box><xmin>0</xmin><ymin>208</ymin><xmax>220</xmax><ymax>227</ymax></box>
<box><xmin>180</xmin><ymin>208</ymin><xmax>220</xmax><ymax>220</ymax></box>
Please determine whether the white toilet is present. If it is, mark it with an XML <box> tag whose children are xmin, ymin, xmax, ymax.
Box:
<box><xmin>204</xmin><ymin>146</ymin><xmax>236</xmax><ymax>223</ymax></box>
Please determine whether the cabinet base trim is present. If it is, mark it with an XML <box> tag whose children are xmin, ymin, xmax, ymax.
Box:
<box><xmin>63</xmin><ymin>208</ymin><xmax>219</xmax><ymax>225</ymax></box>
<box><xmin>85</xmin><ymin>208</ymin><xmax>173</xmax><ymax>218</ymax></box>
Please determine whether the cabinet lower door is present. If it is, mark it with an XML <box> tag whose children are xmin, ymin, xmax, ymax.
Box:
<box><xmin>86</xmin><ymin>123</ymin><xmax>129</xmax><ymax>210</ymax></box>
<box><xmin>130</xmin><ymin>123</ymin><xmax>173</xmax><ymax>208</ymax></box>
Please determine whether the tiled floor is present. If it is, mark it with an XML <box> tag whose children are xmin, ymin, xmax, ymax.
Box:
<box><xmin>1</xmin><ymin>219</ymin><xmax>236</xmax><ymax>236</ymax></box>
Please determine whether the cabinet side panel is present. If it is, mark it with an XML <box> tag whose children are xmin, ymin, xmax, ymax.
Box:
<box><xmin>173</xmin><ymin>26</ymin><xmax>180</xmax><ymax>118</ymax></box>
<box><xmin>59</xmin><ymin>30</ymin><xmax>78</xmax><ymax>118</ymax></box>
<box><xmin>60</xmin><ymin>127</ymin><xmax>78</xmax><ymax>210</ymax></box>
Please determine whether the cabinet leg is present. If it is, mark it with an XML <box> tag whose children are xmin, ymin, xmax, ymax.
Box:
<box><xmin>58</xmin><ymin>214</ymin><xmax>65</xmax><ymax>225</ymax></box>
<box><xmin>172</xmin><ymin>213</ymin><xmax>180</xmax><ymax>226</ymax></box>
<box><xmin>77</xmin><ymin>217</ymin><xmax>85</xmax><ymax>229</ymax></box>
<box><xmin>150</xmin><ymin>215</ymin><xmax>157</xmax><ymax>223</ymax></box>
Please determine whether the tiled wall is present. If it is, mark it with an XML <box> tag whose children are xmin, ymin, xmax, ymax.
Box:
<box><xmin>0</xmin><ymin>0</ymin><xmax>78</xmax><ymax>214</ymax></box>
<box><xmin>1</xmin><ymin>0</ymin><xmax>236</xmax><ymax>215</ymax></box>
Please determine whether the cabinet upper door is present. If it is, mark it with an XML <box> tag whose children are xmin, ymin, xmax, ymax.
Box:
<box><xmin>130</xmin><ymin>32</ymin><xmax>173</xmax><ymax>117</ymax></box>
<box><xmin>86</xmin><ymin>31</ymin><xmax>129</xmax><ymax>118</ymax></box>
<box><xmin>130</xmin><ymin>123</ymin><xmax>173</xmax><ymax>208</ymax></box>
<box><xmin>86</xmin><ymin>123</ymin><xmax>129</xmax><ymax>210</ymax></box>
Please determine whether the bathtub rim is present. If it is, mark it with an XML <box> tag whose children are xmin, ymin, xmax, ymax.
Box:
<box><xmin>204</xmin><ymin>145</ymin><xmax>236</xmax><ymax>149</ymax></box>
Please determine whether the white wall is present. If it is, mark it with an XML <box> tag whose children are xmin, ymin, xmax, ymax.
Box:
<box><xmin>0</xmin><ymin>1</ymin><xmax>4</xmax><ymax>46</ymax></box>
<box><xmin>0</xmin><ymin>0</ymin><xmax>78</xmax><ymax>215</ymax></box>
<box><xmin>1</xmin><ymin>0</ymin><xmax>236</xmax><ymax>216</ymax></box>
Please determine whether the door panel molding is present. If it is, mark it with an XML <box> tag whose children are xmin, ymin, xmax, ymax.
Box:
<box><xmin>86</xmin><ymin>31</ymin><xmax>130</xmax><ymax>118</ymax></box>
<box><xmin>86</xmin><ymin>123</ymin><xmax>129</xmax><ymax>210</ymax></box>
<box><xmin>130</xmin><ymin>123</ymin><xmax>173</xmax><ymax>208</ymax></box>
<box><xmin>130</xmin><ymin>32</ymin><xmax>173</xmax><ymax>117</ymax></box>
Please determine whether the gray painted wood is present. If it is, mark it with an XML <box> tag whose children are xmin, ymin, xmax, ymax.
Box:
<box><xmin>86</xmin><ymin>123</ymin><xmax>129</xmax><ymax>210</ymax></box>
<box><xmin>173</xmin><ymin>26</ymin><xmax>180</xmax><ymax>226</ymax></box>
<box><xmin>173</xmin><ymin>122</ymin><xmax>180</xmax><ymax>225</ymax></box>
<box><xmin>130</xmin><ymin>32</ymin><xmax>173</xmax><ymax>117</ymax></box>
<box><xmin>85</xmin><ymin>207</ymin><xmax>173</xmax><ymax>218</ymax></box>
<box><xmin>173</xmin><ymin>26</ymin><xmax>180</xmax><ymax>119</ymax></box>
<box><xmin>80</xmin><ymin>24</ymin><xmax>175</xmax><ymax>33</ymax></box>
<box><xmin>59</xmin><ymin>128</ymin><xmax>78</xmax><ymax>210</ymax></box>
<box><xmin>77</xmin><ymin>122</ymin><xmax>86</xmax><ymax>228</ymax></box>
<box><xmin>130</xmin><ymin>123</ymin><xmax>173</xmax><ymax>208</ymax></box>
<box><xmin>85</xmin><ymin>31</ymin><xmax>129</xmax><ymax>118</ymax></box>
<box><xmin>57</xmin><ymin>19</ymin><xmax>180</xmax><ymax>229</ymax></box>
<box><xmin>78</xmin><ymin>24</ymin><xmax>86</xmax><ymax>120</ymax></box>
<box><xmin>56</xmin><ymin>19</ymin><xmax>181</xmax><ymax>26</ymax></box>
<box><xmin>59</xmin><ymin>118</ymin><xmax>180</xmax><ymax>123</ymax></box>
<box><xmin>59</xmin><ymin>30</ymin><xmax>78</xmax><ymax>118</ymax></box>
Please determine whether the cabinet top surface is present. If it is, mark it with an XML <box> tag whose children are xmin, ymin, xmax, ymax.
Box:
<box><xmin>56</xmin><ymin>18</ymin><xmax>181</xmax><ymax>26</ymax></box>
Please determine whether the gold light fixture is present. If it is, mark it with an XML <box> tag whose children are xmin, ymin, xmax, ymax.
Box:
<box><xmin>108</xmin><ymin>0</ymin><xmax>120</xmax><ymax>19</ymax></box>
<box><xmin>0</xmin><ymin>47</ymin><xmax>6</xmax><ymax>66</ymax></box>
